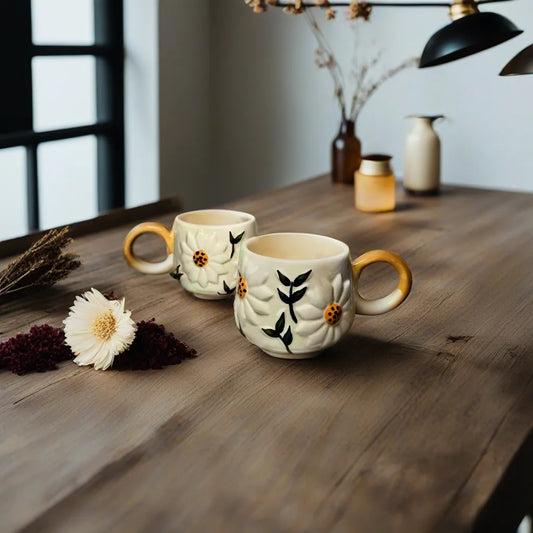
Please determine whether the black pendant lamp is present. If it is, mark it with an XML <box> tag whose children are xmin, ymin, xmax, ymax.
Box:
<box><xmin>500</xmin><ymin>45</ymin><xmax>533</xmax><ymax>75</ymax></box>
<box><xmin>419</xmin><ymin>0</ymin><xmax>523</xmax><ymax>68</ymax></box>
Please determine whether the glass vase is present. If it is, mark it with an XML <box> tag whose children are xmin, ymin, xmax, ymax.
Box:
<box><xmin>331</xmin><ymin>118</ymin><xmax>361</xmax><ymax>184</ymax></box>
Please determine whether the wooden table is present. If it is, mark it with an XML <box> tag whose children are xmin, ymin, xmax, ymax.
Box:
<box><xmin>1</xmin><ymin>177</ymin><xmax>532</xmax><ymax>532</ymax></box>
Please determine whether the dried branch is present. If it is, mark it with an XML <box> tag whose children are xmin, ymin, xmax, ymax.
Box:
<box><xmin>305</xmin><ymin>9</ymin><xmax>347</xmax><ymax>117</ymax></box>
<box><xmin>349</xmin><ymin>45</ymin><xmax>382</xmax><ymax>119</ymax></box>
<box><xmin>0</xmin><ymin>227</ymin><xmax>81</xmax><ymax>298</ymax></box>
<box><xmin>351</xmin><ymin>56</ymin><xmax>419</xmax><ymax>122</ymax></box>
<box><xmin>246</xmin><ymin>0</ymin><xmax>418</xmax><ymax>124</ymax></box>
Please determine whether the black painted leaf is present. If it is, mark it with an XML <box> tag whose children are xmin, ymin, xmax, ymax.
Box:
<box><xmin>230</xmin><ymin>231</ymin><xmax>245</xmax><ymax>245</ymax></box>
<box><xmin>170</xmin><ymin>266</ymin><xmax>183</xmax><ymax>280</ymax></box>
<box><xmin>293</xmin><ymin>270</ymin><xmax>312</xmax><ymax>287</ymax></box>
<box><xmin>277</xmin><ymin>270</ymin><xmax>291</xmax><ymax>287</ymax></box>
<box><xmin>275</xmin><ymin>313</ymin><xmax>285</xmax><ymax>334</ymax></box>
<box><xmin>282</xmin><ymin>326</ymin><xmax>293</xmax><ymax>347</ymax></box>
<box><xmin>277</xmin><ymin>288</ymin><xmax>291</xmax><ymax>304</ymax></box>
<box><xmin>262</xmin><ymin>328</ymin><xmax>278</xmax><ymax>338</ymax></box>
<box><xmin>291</xmin><ymin>287</ymin><xmax>307</xmax><ymax>303</ymax></box>
<box><xmin>223</xmin><ymin>281</ymin><xmax>235</xmax><ymax>294</ymax></box>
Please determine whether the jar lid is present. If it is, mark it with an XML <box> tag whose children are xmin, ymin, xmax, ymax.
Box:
<box><xmin>359</xmin><ymin>154</ymin><xmax>393</xmax><ymax>176</ymax></box>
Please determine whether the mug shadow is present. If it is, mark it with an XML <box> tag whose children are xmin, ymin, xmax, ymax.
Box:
<box><xmin>296</xmin><ymin>333</ymin><xmax>420</xmax><ymax>375</ymax></box>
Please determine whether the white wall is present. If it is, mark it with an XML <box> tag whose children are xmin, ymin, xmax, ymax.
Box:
<box><xmin>158</xmin><ymin>0</ymin><xmax>210</xmax><ymax>208</ymax></box>
<box><xmin>209</xmin><ymin>0</ymin><xmax>533</xmax><ymax>198</ymax></box>
<box><xmin>125</xmin><ymin>0</ymin><xmax>210</xmax><ymax>210</ymax></box>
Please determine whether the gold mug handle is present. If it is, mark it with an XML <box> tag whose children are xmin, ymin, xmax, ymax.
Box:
<box><xmin>123</xmin><ymin>222</ymin><xmax>175</xmax><ymax>274</ymax></box>
<box><xmin>351</xmin><ymin>250</ymin><xmax>412</xmax><ymax>316</ymax></box>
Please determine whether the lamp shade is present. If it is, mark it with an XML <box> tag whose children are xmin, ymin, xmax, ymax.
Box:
<box><xmin>500</xmin><ymin>45</ymin><xmax>533</xmax><ymax>76</ymax></box>
<box><xmin>419</xmin><ymin>12</ymin><xmax>523</xmax><ymax>68</ymax></box>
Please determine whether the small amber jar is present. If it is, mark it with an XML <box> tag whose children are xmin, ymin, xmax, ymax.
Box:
<box><xmin>355</xmin><ymin>154</ymin><xmax>396</xmax><ymax>213</ymax></box>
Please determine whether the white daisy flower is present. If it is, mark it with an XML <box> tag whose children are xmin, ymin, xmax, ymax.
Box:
<box><xmin>179</xmin><ymin>231</ymin><xmax>231</xmax><ymax>289</ymax></box>
<box><xmin>295</xmin><ymin>273</ymin><xmax>353</xmax><ymax>350</ymax></box>
<box><xmin>63</xmin><ymin>288</ymin><xmax>136</xmax><ymax>371</ymax></box>
<box><xmin>234</xmin><ymin>263</ymin><xmax>274</xmax><ymax>327</ymax></box>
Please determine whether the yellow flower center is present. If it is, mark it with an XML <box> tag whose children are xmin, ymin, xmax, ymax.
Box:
<box><xmin>193</xmin><ymin>250</ymin><xmax>208</xmax><ymax>267</ymax></box>
<box><xmin>92</xmin><ymin>311</ymin><xmax>117</xmax><ymax>341</ymax></box>
<box><xmin>238</xmin><ymin>276</ymin><xmax>247</xmax><ymax>299</ymax></box>
<box><xmin>324</xmin><ymin>303</ymin><xmax>342</xmax><ymax>326</ymax></box>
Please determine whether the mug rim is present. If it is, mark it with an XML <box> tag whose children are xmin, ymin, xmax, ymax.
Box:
<box><xmin>175</xmin><ymin>209</ymin><xmax>256</xmax><ymax>229</ymax></box>
<box><xmin>244</xmin><ymin>232</ymin><xmax>349</xmax><ymax>263</ymax></box>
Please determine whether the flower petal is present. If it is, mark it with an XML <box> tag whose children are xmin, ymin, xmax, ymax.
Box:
<box><xmin>186</xmin><ymin>231</ymin><xmax>198</xmax><ymax>252</ymax></box>
<box><xmin>198</xmin><ymin>268</ymin><xmax>208</xmax><ymax>288</ymax></box>
<box><xmin>338</xmin><ymin>277</ymin><xmax>352</xmax><ymax>304</ymax></box>
<box><xmin>307</xmin><ymin>287</ymin><xmax>327</xmax><ymax>309</ymax></box>
<box><xmin>210</xmin><ymin>252</ymin><xmax>231</xmax><ymax>265</ymax></box>
<box><xmin>252</xmin><ymin>285</ymin><xmax>274</xmax><ymax>302</ymax></box>
<box><xmin>205</xmin><ymin>265</ymin><xmax>218</xmax><ymax>284</ymax></box>
<box><xmin>297</xmin><ymin>303</ymin><xmax>322</xmax><ymax>321</ymax></box>
<box><xmin>332</xmin><ymin>273</ymin><xmax>343</xmax><ymax>302</ymax></box>
<box><xmin>297</xmin><ymin>318</ymin><xmax>324</xmax><ymax>336</ymax></box>
<box><xmin>246</xmin><ymin>294</ymin><xmax>271</xmax><ymax>316</ymax></box>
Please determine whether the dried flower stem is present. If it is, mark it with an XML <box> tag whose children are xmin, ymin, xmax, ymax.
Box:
<box><xmin>350</xmin><ymin>56</ymin><xmax>419</xmax><ymax>122</ymax></box>
<box><xmin>304</xmin><ymin>11</ymin><xmax>418</xmax><ymax>123</ymax></box>
<box><xmin>305</xmin><ymin>9</ymin><xmax>347</xmax><ymax>117</ymax></box>
<box><xmin>0</xmin><ymin>227</ymin><xmax>80</xmax><ymax>298</ymax></box>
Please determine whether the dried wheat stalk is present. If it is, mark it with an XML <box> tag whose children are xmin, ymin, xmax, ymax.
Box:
<box><xmin>0</xmin><ymin>227</ymin><xmax>81</xmax><ymax>298</ymax></box>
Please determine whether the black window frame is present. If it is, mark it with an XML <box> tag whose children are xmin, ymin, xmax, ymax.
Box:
<box><xmin>0</xmin><ymin>0</ymin><xmax>125</xmax><ymax>232</ymax></box>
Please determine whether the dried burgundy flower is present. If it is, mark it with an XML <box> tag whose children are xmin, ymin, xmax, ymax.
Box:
<box><xmin>0</xmin><ymin>324</ymin><xmax>73</xmax><ymax>375</ymax></box>
<box><xmin>112</xmin><ymin>319</ymin><xmax>197</xmax><ymax>371</ymax></box>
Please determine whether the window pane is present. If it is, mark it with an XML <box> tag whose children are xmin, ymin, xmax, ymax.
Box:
<box><xmin>32</xmin><ymin>0</ymin><xmax>94</xmax><ymax>45</ymax></box>
<box><xmin>38</xmin><ymin>136</ymin><xmax>98</xmax><ymax>229</ymax></box>
<box><xmin>0</xmin><ymin>148</ymin><xmax>28</xmax><ymax>241</ymax></box>
<box><xmin>33</xmin><ymin>56</ymin><xmax>96</xmax><ymax>132</ymax></box>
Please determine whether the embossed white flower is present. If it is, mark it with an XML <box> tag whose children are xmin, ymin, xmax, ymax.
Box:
<box><xmin>234</xmin><ymin>266</ymin><xmax>274</xmax><ymax>327</ymax></box>
<box><xmin>295</xmin><ymin>273</ymin><xmax>352</xmax><ymax>347</ymax></box>
<box><xmin>180</xmin><ymin>231</ymin><xmax>231</xmax><ymax>288</ymax></box>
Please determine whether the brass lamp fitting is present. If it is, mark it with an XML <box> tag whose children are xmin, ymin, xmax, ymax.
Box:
<box><xmin>449</xmin><ymin>0</ymin><xmax>479</xmax><ymax>21</ymax></box>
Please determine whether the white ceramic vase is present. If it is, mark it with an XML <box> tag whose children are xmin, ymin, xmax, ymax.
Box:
<box><xmin>403</xmin><ymin>115</ymin><xmax>443</xmax><ymax>195</ymax></box>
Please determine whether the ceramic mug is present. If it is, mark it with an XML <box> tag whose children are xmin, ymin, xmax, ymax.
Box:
<box><xmin>123</xmin><ymin>209</ymin><xmax>257</xmax><ymax>299</ymax></box>
<box><xmin>234</xmin><ymin>233</ymin><xmax>412</xmax><ymax>359</ymax></box>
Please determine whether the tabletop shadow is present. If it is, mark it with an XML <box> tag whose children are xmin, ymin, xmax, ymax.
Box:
<box><xmin>296</xmin><ymin>333</ymin><xmax>421</xmax><ymax>376</ymax></box>
<box><xmin>394</xmin><ymin>202</ymin><xmax>417</xmax><ymax>212</ymax></box>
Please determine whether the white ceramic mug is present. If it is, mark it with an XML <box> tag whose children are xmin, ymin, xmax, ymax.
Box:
<box><xmin>234</xmin><ymin>233</ymin><xmax>412</xmax><ymax>358</ymax></box>
<box><xmin>124</xmin><ymin>209</ymin><xmax>257</xmax><ymax>299</ymax></box>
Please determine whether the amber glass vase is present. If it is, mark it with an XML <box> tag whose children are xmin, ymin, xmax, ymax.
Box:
<box><xmin>331</xmin><ymin>118</ymin><xmax>361</xmax><ymax>184</ymax></box>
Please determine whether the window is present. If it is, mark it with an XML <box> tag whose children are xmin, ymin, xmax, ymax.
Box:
<box><xmin>0</xmin><ymin>0</ymin><xmax>124</xmax><ymax>239</ymax></box>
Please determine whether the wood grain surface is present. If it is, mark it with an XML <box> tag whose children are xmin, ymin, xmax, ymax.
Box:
<box><xmin>0</xmin><ymin>177</ymin><xmax>532</xmax><ymax>533</ymax></box>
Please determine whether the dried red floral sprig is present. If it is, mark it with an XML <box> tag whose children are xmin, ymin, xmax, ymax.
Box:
<box><xmin>113</xmin><ymin>320</ymin><xmax>197</xmax><ymax>371</ymax></box>
<box><xmin>0</xmin><ymin>320</ymin><xmax>198</xmax><ymax>376</ymax></box>
<box><xmin>0</xmin><ymin>227</ymin><xmax>80</xmax><ymax>299</ymax></box>
<box><xmin>0</xmin><ymin>325</ymin><xmax>73</xmax><ymax>375</ymax></box>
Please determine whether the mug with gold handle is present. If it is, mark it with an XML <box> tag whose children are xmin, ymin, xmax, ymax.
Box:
<box><xmin>234</xmin><ymin>233</ymin><xmax>412</xmax><ymax>358</ymax></box>
<box><xmin>124</xmin><ymin>209</ymin><xmax>257</xmax><ymax>299</ymax></box>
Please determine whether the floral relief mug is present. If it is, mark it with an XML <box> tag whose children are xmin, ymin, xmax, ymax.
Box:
<box><xmin>123</xmin><ymin>209</ymin><xmax>257</xmax><ymax>299</ymax></box>
<box><xmin>234</xmin><ymin>233</ymin><xmax>412</xmax><ymax>359</ymax></box>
